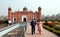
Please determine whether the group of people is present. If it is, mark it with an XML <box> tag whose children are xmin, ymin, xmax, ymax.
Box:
<box><xmin>30</xmin><ymin>19</ymin><xmax>43</xmax><ymax>35</ymax></box>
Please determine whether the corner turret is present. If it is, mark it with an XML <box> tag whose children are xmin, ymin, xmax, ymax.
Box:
<box><xmin>37</xmin><ymin>7</ymin><xmax>42</xmax><ymax>20</ymax></box>
<box><xmin>8</xmin><ymin>7</ymin><xmax>12</xmax><ymax>12</ymax></box>
<box><xmin>38</xmin><ymin>7</ymin><xmax>41</xmax><ymax>12</ymax></box>
<box><xmin>23</xmin><ymin>7</ymin><xmax>28</xmax><ymax>11</ymax></box>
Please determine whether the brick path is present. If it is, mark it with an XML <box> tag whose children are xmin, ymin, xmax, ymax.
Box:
<box><xmin>25</xmin><ymin>23</ymin><xmax>58</xmax><ymax>37</ymax></box>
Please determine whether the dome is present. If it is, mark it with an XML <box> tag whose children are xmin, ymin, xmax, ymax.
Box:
<box><xmin>8</xmin><ymin>7</ymin><xmax>12</xmax><ymax>11</ymax></box>
<box><xmin>23</xmin><ymin>7</ymin><xmax>28</xmax><ymax>11</ymax></box>
<box><xmin>38</xmin><ymin>7</ymin><xmax>41</xmax><ymax>11</ymax></box>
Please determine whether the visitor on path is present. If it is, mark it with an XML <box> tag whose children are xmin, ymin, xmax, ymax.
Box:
<box><xmin>37</xmin><ymin>19</ymin><xmax>43</xmax><ymax>34</ymax></box>
<box><xmin>30</xmin><ymin>19</ymin><xmax>36</xmax><ymax>35</ymax></box>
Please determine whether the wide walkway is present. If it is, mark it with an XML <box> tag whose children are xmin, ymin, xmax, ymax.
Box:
<box><xmin>25</xmin><ymin>23</ymin><xmax>58</xmax><ymax>37</ymax></box>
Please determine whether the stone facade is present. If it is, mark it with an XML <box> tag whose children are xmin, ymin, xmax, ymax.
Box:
<box><xmin>8</xmin><ymin>7</ymin><xmax>41</xmax><ymax>22</ymax></box>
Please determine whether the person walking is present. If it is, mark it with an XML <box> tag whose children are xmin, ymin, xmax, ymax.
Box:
<box><xmin>30</xmin><ymin>19</ymin><xmax>36</xmax><ymax>35</ymax></box>
<box><xmin>37</xmin><ymin>19</ymin><xmax>43</xmax><ymax>34</ymax></box>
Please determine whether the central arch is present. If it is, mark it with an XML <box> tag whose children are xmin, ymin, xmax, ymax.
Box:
<box><xmin>23</xmin><ymin>18</ymin><xmax>26</xmax><ymax>22</ymax></box>
<box><xmin>22</xmin><ymin>15</ymin><xmax>27</xmax><ymax>22</ymax></box>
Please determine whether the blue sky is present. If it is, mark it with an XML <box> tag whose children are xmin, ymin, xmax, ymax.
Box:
<box><xmin>0</xmin><ymin>0</ymin><xmax>60</xmax><ymax>16</ymax></box>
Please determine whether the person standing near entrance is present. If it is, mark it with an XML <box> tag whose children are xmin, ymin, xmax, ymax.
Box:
<box><xmin>30</xmin><ymin>19</ymin><xmax>36</xmax><ymax>35</ymax></box>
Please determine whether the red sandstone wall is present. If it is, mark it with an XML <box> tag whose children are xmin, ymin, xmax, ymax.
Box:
<box><xmin>8</xmin><ymin>7</ymin><xmax>41</xmax><ymax>22</ymax></box>
<box><xmin>8</xmin><ymin>12</ymin><xmax>38</xmax><ymax>22</ymax></box>
<box><xmin>27</xmin><ymin>13</ymin><xmax>37</xmax><ymax>22</ymax></box>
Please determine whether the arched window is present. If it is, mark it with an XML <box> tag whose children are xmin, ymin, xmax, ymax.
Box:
<box><xmin>13</xmin><ymin>17</ymin><xmax>16</xmax><ymax>22</ymax></box>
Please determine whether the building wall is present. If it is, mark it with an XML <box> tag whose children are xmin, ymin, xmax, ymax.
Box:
<box><xmin>8</xmin><ymin>7</ymin><xmax>41</xmax><ymax>22</ymax></box>
<box><xmin>8</xmin><ymin>12</ymin><xmax>38</xmax><ymax>22</ymax></box>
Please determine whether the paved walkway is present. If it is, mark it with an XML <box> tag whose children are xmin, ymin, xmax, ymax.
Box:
<box><xmin>25</xmin><ymin>23</ymin><xmax>58</xmax><ymax>37</ymax></box>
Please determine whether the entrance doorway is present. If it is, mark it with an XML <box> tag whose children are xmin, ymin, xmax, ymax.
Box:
<box><xmin>13</xmin><ymin>17</ymin><xmax>16</xmax><ymax>22</ymax></box>
<box><xmin>23</xmin><ymin>18</ymin><xmax>26</xmax><ymax>22</ymax></box>
<box><xmin>22</xmin><ymin>15</ymin><xmax>27</xmax><ymax>22</ymax></box>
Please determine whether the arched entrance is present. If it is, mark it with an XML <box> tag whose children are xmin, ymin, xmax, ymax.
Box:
<box><xmin>23</xmin><ymin>18</ymin><xmax>26</xmax><ymax>22</ymax></box>
<box><xmin>22</xmin><ymin>15</ymin><xmax>27</xmax><ymax>22</ymax></box>
<box><xmin>13</xmin><ymin>17</ymin><xmax>16</xmax><ymax>23</ymax></box>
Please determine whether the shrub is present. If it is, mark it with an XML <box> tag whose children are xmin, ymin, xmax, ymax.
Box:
<box><xmin>43</xmin><ymin>25</ymin><xmax>60</xmax><ymax>36</ymax></box>
<box><xmin>0</xmin><ymin>20</ymin><xmax>7</xmax><ymax>24</ymax></box>
<box><xmin>0</xmin><ymin>20</ymin><xmax>4</xmax><ymax>24</ymax></box>
<box><xmin>48</xmin><ymin>28</ymin><xmax>55</xmax><ymax>32</ymax></box>
<box><xmin>53</xmin><ymin>30</ymin><xmax>60</xmax><ymax>35</ymax></box>
<box><xmin>44</xmin><ymin>21</ymin><xmax>56</xmax><ymax>27</ymax></box>
<box><xmin>54</xmin><ymin>25</ymin><xmax>60</xmax><ymax>31</ymax></box>
<box><xmin>43</xmin><ymin>25</ymin><xmax>50</xmax><ymax>28</ymax></box>
<box><xmin>43</xmin><ymin>25</ymin><xmax>55</xmax><ymax>31</ymax></box>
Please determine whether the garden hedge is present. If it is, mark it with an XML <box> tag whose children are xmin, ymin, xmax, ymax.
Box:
<box><xmin>43</xmin><ymin>25</ymin><xmax>60</xmax><ymax>36</ymax></box>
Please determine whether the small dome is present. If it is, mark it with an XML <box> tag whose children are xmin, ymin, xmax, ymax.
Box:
<box><xmin>8</xmin><ymin>7</ymin><xmax>12</xmax><ymax>11</ymax></box>
<box><xmin>38</xmin><ymin>7</ymin><xmax>41</xmax><ymax>11</ymax></box>
<box><xmin>23</xmin><ymin>7</ymin><xmax>28</xmax><ymax>11</ymax></box>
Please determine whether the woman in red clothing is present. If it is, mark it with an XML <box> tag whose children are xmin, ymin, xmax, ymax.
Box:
<box><xmin>37</xmin><ymin>19</ymin><xmax>43</xmax><ymax>34</ymax></box>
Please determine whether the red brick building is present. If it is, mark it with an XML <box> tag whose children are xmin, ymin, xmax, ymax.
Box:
<box><xmin>8</xmin><ymin>7</ymin><xmax>41</xmax><ymax>22</ymax></box>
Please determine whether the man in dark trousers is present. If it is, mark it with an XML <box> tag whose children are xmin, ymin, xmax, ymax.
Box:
<box><xmin>30</xmin><ymin>19</ymin><xmax>36</xmax><ymax>35</ymax></box>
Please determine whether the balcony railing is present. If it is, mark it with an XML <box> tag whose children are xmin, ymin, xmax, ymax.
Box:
<box><xmin>0</xmin><ymin>23</ymin><xmax>27</xmax><ymax>37</ymax></box>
